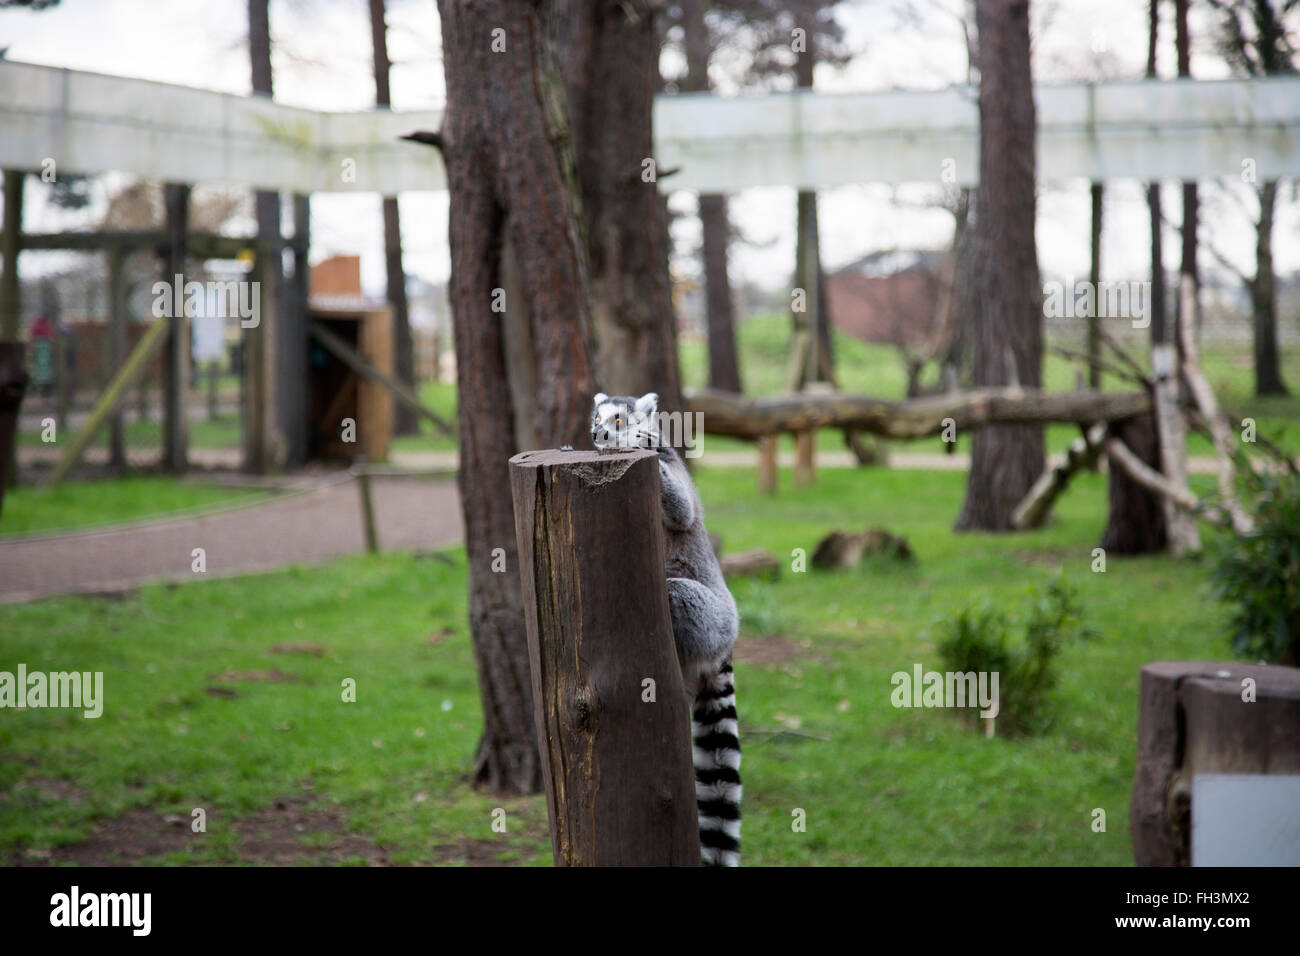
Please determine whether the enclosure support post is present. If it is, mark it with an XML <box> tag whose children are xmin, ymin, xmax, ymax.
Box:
<box><xmin>1</xmin><ymin>170</ymin><xmax>24</xmax><ymax>500</ymax></box>
<box><xmin>795</xmin><ymin>430</ymin><xmax>816</xmax><ymax>487</ymax></box>
<box><xmin>508</xmin><ymin>448</ymin><xmax>700</xmax><ymax>866</ymax></box>
<box><xmin>277</xmin><ymin>193</ymin><xmax>311</xmax><ymax>468</ymax></box>
<box><xmin>162</xmin><ymin>183</ymin><xmax>190</xmax><ymax>473</ymax></box>
<box><xmin>108</xmin><ymin>247</ymin><xmax>127</xmax><ymax>469</ymax></box>
<box><xmin>757</xmin><ymin>435</ymin><xmax>777</xmax><ymax>495</ymax></box>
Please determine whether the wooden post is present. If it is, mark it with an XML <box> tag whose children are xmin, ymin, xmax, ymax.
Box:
<box><xmin>245</xmin><ymin>248</ymin><xmax>275</xmax><ymax>473</ymax></box>
<box><xmin>278</xmin><ymin>193</ymin><xmax>311</xmax><ymax>467</ymax></box>
<box><xmin>356</xmin><ymin>467</ymin><xmax>379</xmax><ymax>554</ymax></box>
<box><xmin>508</xmin><ymin>448</ymin><xmax>700</xmax><ymax>867</ymax></box>
<box><xmin>162</xmin><ymin>183</ymin><xmax>190</xmax><ymax>473</ymax></box>
<box><xmin>757</xmin><ymin>434</ymin><xmax>778</xmax><ymax>495</ymax></box>
<box><xmin>1</xmin><ymin>170</ymin><xmax>21</xmax><ymax>341</ymax></box>
<box><xmin>1</xmin><ymin>170</ymin><xmax>23</xmax><ymax>498</ymax></box>
<box><xmin>108</xmin><ymin>247</ymin><xmax>127</xmax><ymax>469</ymax></box>
<box><xmin>1131</xmin><ymin>661</ymin><xmax>1300</xmax><ymax>866</ymax></box>
<box><xmin>795</xmin><ymin>430</ymin><xmax>816</xmax><ymax>487</ymax></box>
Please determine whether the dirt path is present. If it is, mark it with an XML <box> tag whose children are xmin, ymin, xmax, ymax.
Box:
<box><xmin>0</xmin><ymin>474</ymin><xmax>464</xmax><ymax>604</ymax></box>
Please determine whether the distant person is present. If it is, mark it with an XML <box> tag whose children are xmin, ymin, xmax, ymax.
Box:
<box><xmin>29</xmin><ymin>315</ymin><xmax>55</xmax><ymax>399</ymax></box>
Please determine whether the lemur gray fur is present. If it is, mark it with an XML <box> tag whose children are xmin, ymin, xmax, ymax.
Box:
<box><xmin>590</xmin><ymin>391</ymin><xmax>742</xmax><ymax>867</ymax></box>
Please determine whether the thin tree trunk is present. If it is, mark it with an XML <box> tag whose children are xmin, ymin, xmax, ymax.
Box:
<box><xmin>1175</xmin><ymin>0</ymin><xmax>1197</xmax><ymax>353</ymax></box>
<box><xmin>438</xmin><ymin>0</ymin><xmax>596</xmax><ymax>794</ymax></box>
<box><xmin>560</xmin><ymin>0</ymin><xmax>682</xmax><ymax>415</ymax></box>
<box><xmin>791</xmin><ymin>7</ymin><xmax>830</xmax><ymax>386</ymax></box>
<box><xmin>1253</xmin><ymin>180</ymin><xmax>1288</xmax><ymax>396</ymax></box>
<box><xmin>700</xmin><ymin>195</ymin><xmax>742</xmax><ymax>392</ymax></box>
<box><xmin>370</xmin><ymin>0</ymin><xmax>418</xmax><ymax>436</ymax></box>
<box><xmin>682</xmin><ymin>0</ymin><xmax>742</xmax><ymax>393</ymax></box>
<box><xmin>1146</xmin><ymin>0</ymin><xmax>1167</xmax><ymax>346</ymax></box>
<box><xmin>955</xmin><ymin>0</ymin><xmax>1044</xmax><ymax>532</ymax></box>
<box><xmin>1088</xmin><ymin>182</ymin><xmax>1102</xmax><ymax>389</ymax></box>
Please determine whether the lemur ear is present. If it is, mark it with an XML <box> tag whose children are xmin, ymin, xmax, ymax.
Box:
<box><xmin>592</xmin><ymin>392</ymin><xmax>608</xmax><ymax>407</ymax></box>
<box><xmin>635</xmin><ymin>392</ymin><xmax>659</xmax><ymax>417</ymax></box>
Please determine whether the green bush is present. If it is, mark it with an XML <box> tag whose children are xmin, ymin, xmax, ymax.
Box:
<box><xmin>1209</xmin><ymin>467</ymin><xmax>1300</xmax><ymax>665</ymax></box>
<box><xmin>935</xmin><ymin>579</ymin><xmax>1096</xmax><ymax>737</ymax></box>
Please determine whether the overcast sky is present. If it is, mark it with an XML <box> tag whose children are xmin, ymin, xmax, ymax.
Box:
<box><xmin>2</xmin><ymin>0</ymin><xmax>1296</xmax><ymax>301</ymax></box>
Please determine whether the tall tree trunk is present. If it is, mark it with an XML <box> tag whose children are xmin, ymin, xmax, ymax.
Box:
<box><xmin>1146</xmin><ymin>0</ymin><xmax>1167</xmax><ymax>346</ymax></box>
<box><xmin>1253</xmin><ymin>180</ymin><xmax>1288</xmax><ymax>396</ymax></box>
<box><xmin>438</xmin><ymin>0</ymin><xmax>596</xmax><ymax>794</ymax></box>
<box><xmin>369</xmin><ymin>0</ymin><xmax>418</xmax><ymax>436</ymax></box>
<box><xmin>1175</xmin><ymin>0</ymin><xmax>1197</xmax><ymax>353</ymax></box>
<box><xmin>791</xmin><ymin>7</ymin><xmax>831</xmax><ymax>386</ymax></box>
<box><xmin>1088</xmin><ymin>182</ymin><xmax>1102</xmax><ymax>389</ymax></box>
<box><xmin>683</xmin><ymin>0</ymin><xmax>742</xmax><ymax>393</ymax></box>
<box><xmin>699</xmin><ymin>195</ymin><xmax>742</xmax><ymax>392</ymax></box>
<box><xmin>954</xmin><ymin>0</ymin><xmax>1044</xmax><ymax>532</ymax></box>
<box><xmin>560</xmin><ymin>0</ymin><xmax>682</xmax><ymax>415</ymax></box>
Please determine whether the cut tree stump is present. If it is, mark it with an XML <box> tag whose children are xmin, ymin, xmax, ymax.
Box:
<box><xmin>1131</xmin><ymin>661</ymin><xmax>1300</xmax><ymax>866</ymax></box>
<box><xmin>508</xmin><ymin>448</ymin><xmax>699</xmax><ymax>867</ymax></box>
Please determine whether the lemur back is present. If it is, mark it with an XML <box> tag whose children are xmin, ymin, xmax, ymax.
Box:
<box><xmin>591</xmin><ymin>392</ymin><xmax>742</xmax><ymax>867</ymax></box>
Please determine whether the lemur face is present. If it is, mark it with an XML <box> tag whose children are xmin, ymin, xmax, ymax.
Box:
<box><xmin>591</xmin><ymin>392</ymin><xmax>659</xmax><ymax>450</ymax></box>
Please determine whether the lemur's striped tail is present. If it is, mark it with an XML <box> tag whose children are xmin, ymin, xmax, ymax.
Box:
<box><xmin>692</xmin><ymin>658</ymin><xmax>742</xmax><ymax>867</ymax></box>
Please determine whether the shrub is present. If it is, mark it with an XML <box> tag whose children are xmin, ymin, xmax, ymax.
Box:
<box><xmin>935</xmin><ymin>579</ymin><xmax>1095</xmax><ymax>737</ymax></box>
<box><xmin>1208</xmin><ymin>467</ymin><xmax>1300</xmax><ymax>665</ymax></box>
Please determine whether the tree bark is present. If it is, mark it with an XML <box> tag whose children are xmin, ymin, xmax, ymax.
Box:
<box><xmin>370</xmin><ymin>0</ymin><xmax>418</xmax><ymax>436</ymax></box>
<box><xmin>560</xmin><ymin>0</ymin><xmax>682</xmax><ymax>415</ymax></box>
<box><xmin>1175</xmin><ymin>0</ymin><xmax>1197</xmax><ymax>353</ymax></box>
<box><xmin>1253</xmin><ymin>180</ymin><xmax>1288</xmax><ymax>396</ymax></box>
<box><xmin>682</xmin><ymin>0</ymin><xmax>742</xmax><ymax>394</ymax></box>
<box><xmin>1146</xmin><ymin>0</ymin><xmax>1167</xmax><ymax>346</ymax></box>
<box><xmin>954</xmin><ymin>0</ymin><xmax>1044</xmax><ymax>532</ymax></box>
<box><xmin>687</xmin><ymin>386</ymin><xmax>1150</xmax><ymax>439</ymax></box>
<box><xmin>790</xmin><ymin>6</ymin><xmax>832</xmax><ymax>387</ymax></box>
<box><xmin>700</xmin><ymin>195</ymin><xmax>742</xmax><ymax>392</ymax></box>
<box><xmin>509</xmin><ymin>448</ymin><xmax>699</xmax><ymax>866</ymax></box>
<box><xmin>438</xmin><ymin>0</ymin><xmax>596</xmax><ymax>794</ymax></box>
<box><xmin>1100</xmin><ymin>413</ymin><xmax>1168</xmax><ymax>555</ymax></box>
<box><xmin>1088</xmin><ymin>182</ymin><xmax>1103</xmax><ymax>389</ymax></box>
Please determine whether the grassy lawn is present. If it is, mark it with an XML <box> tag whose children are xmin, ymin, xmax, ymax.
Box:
<box><xmin>0</xmin><ymin>465</ymin><xmax>1234</xmax><ymax>865</ymax></box>
<box><xmin>0</xmin><ymin>478</ymin><xmax>267</xmax><ymax>538</ymax></box>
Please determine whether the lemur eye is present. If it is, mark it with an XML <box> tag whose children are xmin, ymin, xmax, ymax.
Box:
<box><xmin>615</xmin><ymin>417</ymin><xmax>622</xmax><ymax>427</ymax></box>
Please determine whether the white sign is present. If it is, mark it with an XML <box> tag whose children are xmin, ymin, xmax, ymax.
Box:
<box><xmin>1192</xmin><ymin>774</ymin><xmax>1300</xmax><ymax>866</ymax></box>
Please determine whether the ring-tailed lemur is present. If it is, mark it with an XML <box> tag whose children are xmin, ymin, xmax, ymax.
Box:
<box><xmin>590</xmin><ymin>392</ymin><xmax>742</xmax><ymax>867</ymax></box>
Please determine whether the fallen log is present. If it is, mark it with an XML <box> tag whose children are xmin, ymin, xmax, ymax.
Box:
<box><xmin>720</xmin><ymin>549</ymin><xmax>780</xmax><ymax>579</ymax></box>
<box><xmin>685</xmin><ymin>387</ymin><xmax>1151</xmax><ymax>441</ymax></box>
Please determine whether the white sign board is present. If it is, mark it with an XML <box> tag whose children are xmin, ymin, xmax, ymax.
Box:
<box><xmin>1192</xmin><ymin>774</ymin><xmax>1300</xmax><ymax>866</ymax></box>
<box><xmin>191</xmin><ymin>297</ymin><xmax>227</xmax><ymax>364</ymax></box>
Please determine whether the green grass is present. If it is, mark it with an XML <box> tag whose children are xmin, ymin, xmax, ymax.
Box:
<box><xmin>0</xmin><ymin>465</ymin><xmax>1235</xmax><ymax>865</ymax></box>
<box><xmin>0</xmin><ymin>477</ymin><xmax>266</xmax><ymax>538</ymax></box>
